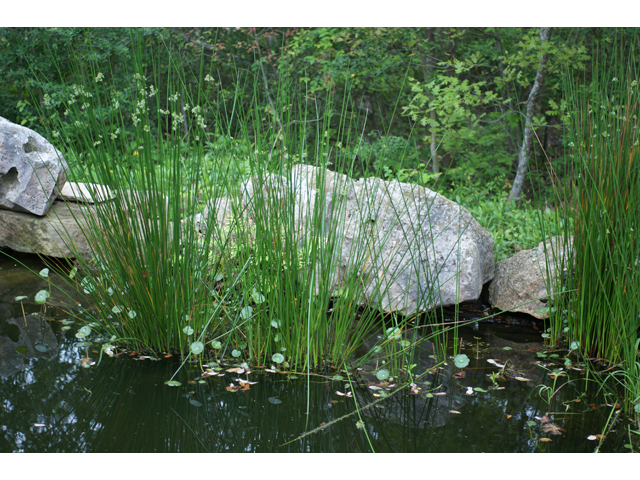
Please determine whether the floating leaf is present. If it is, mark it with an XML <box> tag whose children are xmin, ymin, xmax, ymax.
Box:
<box><xmin>385</xmin><ymin>327</ymin><xmax>400</xmax><ymax>339</ymax></box>
<box><xmin>75</xmin><ymin>326</ymin><xmax>92</xmax><ymax>339</ymax></box>
<box><xmin>69</xmin><ymin>267</ymin><xmax>78</xmax><ymax>279</ymax></box>
<box><xmin>211</xmin><ymin>340</ymin><xmax>222</xmax><ymax>349</ymax></box>
<box><xmin>332</xmin><ymin>375</ymin><xmax>344</xmax><ymax>381</ymax></box>
<box><xmin>35</xmin><ymin>290</ymin><xmax>49</xmax><ymax>305</ymax></box>
<box><xmin>449</xmin><ymin>410</ymin><xmax>461</xmax><ymax>414</ymax></box>
<box><xmin>515</xmin><ymin>377</ymin><xmax>532</xmax><ymax>382</ymax></box>
<box><xmin>35</xmin><ymin>343</ymin><xmax>49</xmax><ymax>353</ymax></box>
<box><xmin>39</xmin><ymin>268</ymin><xmax>49</xmax><ymax>278</ymax></box>
<box><xmin>570</xmin><ymin>341</ymin><xmax>580</xmax><ymax>350</ymax></box>
<box><xmin>189</xmin><ymin>399</ymin><xmax>202</xmax><ymax>407</ymax></box>
<box><xmin>183</xmin><ymin>326</ymin><xmax>194</xmax><ymax>335</ymax></box>
<box><xmin>268</xmin><ymin>397</ymin><xmax>282</xmax><ymax>404</ymax></box>
<box><xmin>231</xmin><ymin>349</ymin><xmax>242</xmax><ymax>358</ymax></box>
<box><xmin>112</xmin><ymin>305</ymin><xmax>123</xmax><ymax>314</ymax></box>
<box><xmin>454</xmin><ymin>354</ymin><xmax>470</xmax><ymax>369</ymax></box>
<box><xmin>376</xmin><ymin>369</ymin><xmax>389</xmax><ymax>381</ymax></box>
<box><xmin>128</xmin><ymin>310</ymin><xmax>137</xmax><ymax>319</ymax></box>
<box><xmin>539</xmin><ymin>438</ymin><xmax>552</xmax><ymax>443</ymax></box>
<box><xmin>270</xmin><ymin>320</ymin><xmax>279</xmax><ymax>329</ymax></box>
<box><xmin>14</xmin><ymin>295</ymin><xmax>28</xmax><ymax>302</ymax></box>
<box><xmin>526</xmin><ymin>420</ymin><xmax>537</xmax><ymax>427</ymax></box>
<box><xmin>272</xmin><ymin>353</ymin><xmax>285</xmax><ymax>364</ymax></box>
<box><xmin>190</xmin><ymin>341</ymin><xmax>204</xmax><ymax>355</ymax></box>
<box><xmin>399</xmin><ymin>339</ymin><xmax>411</xmax><ymax>348</ymax></box>
<box><xmin>61</xmin><ymin>326</ymin><xmax>71</xmax><ymax>331</ymax></box>
<box><xmin>502</xmin><ymin>346</ymin><xmax>513</xmax><ymax>351</ymax></box>
<box><xmin>16</xmin><ymin>346</ymin><xmax>28</xmax><ymax>355</ymax></box>
<box><xmin>164</xmin><ymin>380</ymin><xmax>182</xmax><ymax>387</ymax></box>
<box><xmin>474</xmin><ymin>387</ymin><xmax>488</xmax><ymax>393</ymax></box>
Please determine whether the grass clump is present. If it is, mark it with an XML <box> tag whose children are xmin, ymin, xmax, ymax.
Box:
<box><xmin>544</xmin><ymin>36</ymin><xmax>640</xmax><ymax>426</ymax></box>
<box><xmin>33</xmin><ymin>32</ymin><xmax>459</xmax><ymax>374</ymax></box>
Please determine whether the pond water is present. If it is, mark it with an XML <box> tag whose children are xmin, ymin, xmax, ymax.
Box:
<box><xmin>1</xmin><ymin>251</ymin><xmax>637</xmax><ymax>453</ymax></box>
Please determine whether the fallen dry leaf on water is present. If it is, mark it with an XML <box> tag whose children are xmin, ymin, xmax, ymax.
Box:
<box><xmin>449</xmin><ymin>410</ymin><xmax>461</xmax><ymax>414</ymax></box>
<box><xmin>515</xmin><ymin>377</ymin><xmax>532</xmax><ymax>382</ymax></box>
<box><xmin>539</xmin><ymin>438</ymin><xmax>552</xmax><ymax>442</ymax></box>
<box><xmin>335</xmin><ymin>391</ymin><xmax>353</xmax><ymax>398</ymax></box>
<box><xmin>542</xmin><ymin>423</ymin><xmax>565</xmax><ymax>435</ymax></box>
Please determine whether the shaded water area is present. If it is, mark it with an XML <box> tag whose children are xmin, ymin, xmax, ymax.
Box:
<box><xmin>1</xmin><ymin>251</ymin><xmax>637</xmax><ymax>452</ymax></box>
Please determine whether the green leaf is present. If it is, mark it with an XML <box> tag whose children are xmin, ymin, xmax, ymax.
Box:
<box><xmin>474</xmin><ymin>387</ymin><xmax>488</xmax><ymax>393</ymax></box>
<box><xmin>454</xmin><ymin>354</ymin><xmax>470</xmax><ymax>369</ymax></box>
<box><xmin>75</xmin><ymin>326</ymin><xmax>91</xmax><ymax>339</ymax></box>
<box><xmin>251</xmin><ymin>288</ymin><xmax>266</xmax><ymax>304</ymax></box>
<box><xmin>189</xmin><ymin>399</ymin><xmax>202</xmax><ymax>407</ymax></box>
<box><xmin>183</xmin><ymin>326</ymin><xmax>194</xmax><ymax>335</ymax></box>
<box><xmin>376</xmin><ymin>369</ymin><xmax>389</xmax><ymax>381</ymax></box>
<box><xmin>231</xmin><ymin>349</ymin><xmax>242</xmax><ymax>358</ymax></box>
<box><xmin>39</xmin><ymin>268</ymin><xmax>49</xmax><ymax>278</ymax></box>
<box><xmin>69</xmin><ymin>267</ymin><xmax>78</xmax><ymax>279</ymax></box>
<box><xmin>16</xmin><ymin>346</ymin><xmax>28</xmax><ymax>355</ymax></box>
<box><xmin>268</xmin><ymin>397</ymin><xmax>282</xmax><ymax>404</ymax></box>
<box><xmin>35</xmin><ymin>290</ymin><xmax>49</xmax><ymax>305</ymax></box>
<box><xmin>211</xmin><ymin>340</ymin><xmax>222</xmax><ymax>349</ymax></box>
<box><xmin>272</xmin><ymin>353</ymin><xmax>284</xmax><ymax>364</ymax></box>
<box><xmin>502</xmin><ymin>346</ymin><xmax>513</xmax><ymax>351</ymax></box>
<box><xmin>14</xmin><ymin>295</ymin><xmax>28</xmax><ymax>302</ymax></box>
<box><xmin>190</xmin><ymin>341</ymin><xmax>204</xmax><ymax>355</ymax></box>
<box><xmin>332</xmin><ymin>375</ymin><xmax>344</xmax><ymax>381</ymax></box>
<box><xmin>240</xmin><ymin>305</ymin><xmax>253</xmax><ymax>319</ymax></box>
<box><xmin>570</xmin><ymin>341</ymin><xmax>580</xmax><ymax>350</ymax></box>
<box><xmin>35</xmin><ymin>343</ymin><xmax>49</xmax><ymax>353</ymax></box>
<box><xmin>164</xmin><ymin>380</ymin><xmax>182</xmax><ymax>387</ymax></box>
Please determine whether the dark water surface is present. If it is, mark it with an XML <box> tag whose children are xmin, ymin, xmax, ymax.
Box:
<box><xmin>1</xmin><ymin>252</ymin><xmax>636</xmax><ymax>452</ymax></box>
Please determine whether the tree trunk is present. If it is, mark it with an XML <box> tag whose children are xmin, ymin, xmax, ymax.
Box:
<box><xmin>508</xmin><ymin>27</ymin><xmax>552</xmax><ymax>202</ymax></box>
<box><xmin>419</xmin><ymin>27</ymin><xmax>439</xmax><ymax>174</ymax></box>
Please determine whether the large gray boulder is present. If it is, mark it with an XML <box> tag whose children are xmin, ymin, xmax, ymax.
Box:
<box><xmin>201</xmin><ymin>166</ymin><xmax>495</xmax><ymax>316</ymax></box>
<box><xmin>0</xmin><ymin>116</ymin><xmax>68</xmax><ymax>216</ymax></box>
<box><xmin>0</xmin><ymin>200</ymin><xmax>95</xmax><ymax>258</ymax></box>
<box><xmin>487</xmin><ymin>236</ymin><xmax>573</xmax><ymax>319</ymax></box>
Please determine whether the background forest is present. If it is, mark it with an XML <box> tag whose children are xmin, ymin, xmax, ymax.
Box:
<box><xmin>1</xmin><ymin>27</ymin><xmax>638</xmax><ymax>259</ymax></box>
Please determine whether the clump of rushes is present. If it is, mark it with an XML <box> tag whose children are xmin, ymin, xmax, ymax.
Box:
<box><xmin>545</xmin><ymin>35</ymin><xmax>640</xmax><ymax>426</ymax></box>
<box><xmin>35</xmin><ymin>31</ymin><xmax>457</xmax><ymax>374</ymax></box>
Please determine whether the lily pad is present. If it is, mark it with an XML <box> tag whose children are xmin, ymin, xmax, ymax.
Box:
<box><xmin>189</xmin><ymin>399</ymin><xmax>202</xmax><ymax>407</ymax></box>
<box><xmin>570</xmin><ymin>341</ymin><xmax>580</xmax><ymax>350</ymax></box>
<box><xmin>16</xmin><ymin>346</ymin><xmax>28</xmax><ymax>355</ymax></box>
<box><xmin>190</xmin><ymin>341</ymin><xmax>204</xmax><ymax>355</ymax></box>
<box><xmin>164</xmin><ymin>380</ymin><xmax>182</xmax><ymax>387</ymax></box>
<box><xmin>75</xmin><ymin>326</ymin><xmax>92</xmax><ymax>339</ymax></box>
<box><xmin>211</xmin><ymin>340</ymin><xmax>222</xmax><ymax>349</ymax></box>
<box><xmin>376</xmin><ymin>369</ymin><xmax>389</xmax><ymax>381</ymax></box>
<box><xmin>502</xmin><ymin>346</ymin><xmax>513</xmax><ymax>351</ymax></box>
<box><xmin>183</xmin><ymin>326</ymin><xmax>194</xmax><ymax>335</ymax></box>
<box><xmin>332</xmin><ymin>375</ymin><xmax>344</xmax><ymax>381</ymax></box>
<box><xmin>35</xmin><ymin>290</ymin><xmax>49</xmax><ymax>305</ymax></box>
<box><xmin>35</xmin><ymin>343</ymin><xmax>49</xmax><ymax>353</ymax></box>
<box><xmin>268</xmin><ymin>397</ymin><xmax>282</xmax><ymax>404</ymax></box>
<box><xmin>14</xmin><ymin>295</ymin><xmax>28</xmax><ymax>302</ymax></box>
<box><xmin>39</xmin><ymin>268</ymin><xmax>49</xmax><ymax>278</ymax></box>
<box><xmin>454</xmin><ymin>354</ymin><xmax>470</xmax><ymax>369</ymax></box>
<box><xmin>240</xmin><ymin>305</ymin><xmax>253</xmax><ymax>319</ymax></box>
<box><xmin>272</xmin><ymin>353</ymin><xmax>284</xmax><ymax>364</ymax></box>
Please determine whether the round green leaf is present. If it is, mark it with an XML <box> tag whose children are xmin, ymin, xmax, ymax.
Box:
<box><xmin>454</xmin><ymin>354</ymin><xmax>470</xmax><ymax>369</ymax></box>
<box><xmin>268</xmin><ymin>397</ymin><xmax>282</xmax><ymax>404</ymax></box>
<box><xmin>69</xmin><ymin>267</ymin><xmax>78</xmax><ymax>279</ymax></box>
<box><xmin>190</xmin><ymin>341</ymin><xmax>204</xmax><ymax>355</ymax></box>
<box><xmin>270</xmin><ymin>320</ymin><xmax>279</xmax><ymax>329</ymax></box>
<box><xmin>502</xmin><ymin>346</ymin><xmax>513</xmax><ymax>351</ymax></box>
<box><xmin>272</xmin><ymin>353</ymin><xmax>285</xmax><ymax>364</ymax></box>
<box><xmin>128</xmin><ymin>310</ymin><xmax>137</xmax><ymax>319</ymax></box>
<box><xmin>251</xmin><ymin>289</ymin><xmax>265</xmax><ymax>304</ymax></box>
<box><xmin>164</xmin><ymin>380</ymin><xmax>182</xmax><ymax>387</ymax></box>
<box><xmin>231</xmin><ymin>349</ymin><xmax>242</xmax><ymax>358</ymax></box>
<box><xmin>14</xmin><ymin>295</ymin><xmax>28</xmax><ymax>302</ymax></box>
<box><xmin>35</xmin><ymin>343</ymin><xmax>49</xmax><ymax>353</ymax></box>
<box><xmin>332</xmin><ymin>375</ymin><xmax>344</xmax><ymax>381</ymax></box>
<box><xmin>189</xmin><ymin>399</ymin><xmax>202</xmax><ymax>407</ymax></box>
<box><xmin>211</xmin><ymin>340</ymin><xmax>222</xmax><ymax>350</ymax></box>
<box><xmin>112</xmin><ymin>305</ymin><xmax>123</xmax><ymax>314</ymax></box>
<box><xmin>240</xmin><ymin>305</ymin><xmax>253</xmax><ymax>319</ymax></box>
<box><xmin>35</xmin><ymin>290</ymin><xmax>49</xmax><ymax>305</ymax></box>
<box><xmin>376</xmin><ymin>369</ymin><xmax>389</xmax><ymax>381</ymax></box>
<box><xmin>570</xmin><ymin>341</ymin><xmax>580</xmax><ymax>350</ymax></box>
<box><xmin>183</xmin><ymin>326</ymin><xmax>194</xmax><ymax>335</ymax></box>
<box><xmin>16</xmin><ymin>346</ymin><xmax>28</xmax><ymax>355</ymax></box>
<box><xmin>75</xmin><ymin>326</ymin><xmax>91</xmax><ymax>339</ymax></box>
<box><xmin>39</xmin><ymin>268</ymin><xmax>49</xmax><ymax>278</ymax></box>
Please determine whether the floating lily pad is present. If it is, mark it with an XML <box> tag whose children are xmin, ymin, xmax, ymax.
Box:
<box><xmin>502</xmin><ymin>346</ymin><xmax>513</xmax><ymax>351</ymax></box>
<box><xmin>14</xmin><ymin>295</ymin><xmax>28</xmax><ymax>302</ymax></box>
<box><xmin>190</xmin><ymin>341</ymin><xmax>204</xmax><ymax>355</ymax></box>
<box><xmin>35</xmin><ymin>290</ymin><xmax>49</xmax><ymax>305</ymax></box>
<box><xmin>240</xmin><ymin>305</ymin><xmax>253</xmax><ymax>319</ymax></box>
<box><xmin>376</xmin><ymin>369</ymin><xmax>389</xmax><ymax>381</ymax></box>
<box><xmin>39</xmin><ymin>268</ymin><xmax>49</xmax><ymax>278</ymax></box>
<box><xmin>272</xmin><ymin>353</ymin><xmax>284</xmax><ymax>364</ymax></box>
<box><xmin>454</xmin><ymin>354</ymin><xmax>470</xmax><ymax>369</ymax></box>
<box><xmin>61</xmin><ymin>326</ymin><xmax>71</xmax><ymax>331</ymax></box>
<box><xmin>164</xmin><ymin>380</ymin><xmax>182</xmax><ymax>387</ymax></box>
<box><xmin>332</xmin><ymin>375</ymin><xmax>344</xmax><ymax>381</ymax></box>
<box><xmin>268</xmin><ymin>397</ymin><xmax>282</xmax><ymax>404</ymax></box>
<box><xmin>16</xmin><ymin>346</ymin><xmax>28</xmax><ymax>355</ymax></box>
<box><xmin>128</xmin><ymin>310</ymin><xmax>137</xmax><ymax>319</ymax></box>
<box><xmin>570</xmin><ymin>341</ymin><xmax>580</xmax><ymax>350</ymax></box>
<box><xmin>35</xmin><ymin>343</ymin><xmax>49</xmax><ymax>353</ymax></box>
<box><xmin>211</xmin><ymin>340</ymin><xmax>222</xmax><ymax>349</ymax></box>
<box><xmin>76</xmin><ymin>326</ymin><xmax>92</xmax><ymax>339</ymax></box>
<box><xmin>183</xmin><ymin>326</ymin><xmax>194</xmax><ymax>335</ymax></box>
<box><xmin>189</xmin><ymin>399</ymin><xmax>202</xmax><ymax>407</ymax></box>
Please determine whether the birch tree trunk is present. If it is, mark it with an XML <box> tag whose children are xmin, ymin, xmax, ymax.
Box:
<box><xmin>508</xmin><ymin>27</ymin><xmax>552</xmax><ymax>202</ymax></box>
